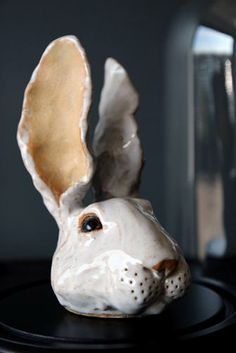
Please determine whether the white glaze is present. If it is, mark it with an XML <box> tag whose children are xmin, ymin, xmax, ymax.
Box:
<box><xmin>17</xmin><ymin>35</ymin><xmax>191</xmax><ymax>317</ymax></box>
<box><xmin>93</xmin><ymin>58</ymin><xmax>143</xmax><ymax>200</ymax></box>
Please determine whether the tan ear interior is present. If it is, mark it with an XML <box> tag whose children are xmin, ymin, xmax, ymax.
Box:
<box><xmin>18</xmin><ymin>37</ymin><xmax>91</xmax><ymax>202</ymax></box>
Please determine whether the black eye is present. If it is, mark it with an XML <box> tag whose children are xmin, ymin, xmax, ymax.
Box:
<box><xmin>81</xmin><ymin>215</ymin><xmax>102</xmax><ymax>233</ymax></box>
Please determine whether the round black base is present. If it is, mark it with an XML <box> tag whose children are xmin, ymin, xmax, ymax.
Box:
<box><xmin>0</xmin><ymin>279</ymin><xmax>235</xmax><ymax>350</ymax></box>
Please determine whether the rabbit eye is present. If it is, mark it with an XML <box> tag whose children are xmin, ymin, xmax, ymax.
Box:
<box><xmin>80</xmin><ymin>214</ymin><xmax>102</xmax><ymax>233</ymax></box>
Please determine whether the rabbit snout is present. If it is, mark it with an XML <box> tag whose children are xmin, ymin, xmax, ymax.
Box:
<box><xmin>111</xmin><ymin>257</ymin><xmax>190</xmax><ymax>315</ymax></box>
<box><xmin>52</xmin><ymin>250</ymin><xmax>190</xmax><ymax>316</ymax></box>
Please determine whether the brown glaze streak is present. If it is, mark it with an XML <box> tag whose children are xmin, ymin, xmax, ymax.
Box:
<box><xmin>66</xmin><ymin>306</ymin><xmax>132</xmax><ymax>318</ymax></box>
<box><xmin>152</xmin><ymin>259</ymin><xmax>178</xmax><ymax>277</ymax></box>
<box><xmin>18</xmin><ymin>38</ymin><xmax>91</xmax><ymax>202</ymax></box>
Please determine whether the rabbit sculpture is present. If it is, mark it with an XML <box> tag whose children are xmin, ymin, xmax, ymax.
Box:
<box><xmin>17</xmin><ymin>36</ymin><xmax>190</xmax><ymax>317</ymax></box>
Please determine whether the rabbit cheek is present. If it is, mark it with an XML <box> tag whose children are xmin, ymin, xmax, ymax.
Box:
<box><xmin>164</xmin><ymin>256</ymin><xmax>191</xmax><ymax>302</ymax></box>
<box><xmin>109</xmin><ymin>262</ymin><xmax>163</xmax><ymax>315</ymax></box>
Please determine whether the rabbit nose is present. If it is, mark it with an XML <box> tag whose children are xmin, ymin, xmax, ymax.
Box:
<box><xmin>152</xmin><ymin>259</ymin><xmax>178</xmax><ymax>277</ymax></box>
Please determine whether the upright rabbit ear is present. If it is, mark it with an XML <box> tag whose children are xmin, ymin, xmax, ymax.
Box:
<box><xmin>93</xmin><ymin>58</ymin><xmax>143</xmax><ymax>200</ymax></box>
<box><xmin>17</xmin><ymin>36</ymin><xmax>93</xmax><ymax>221</ymax></box>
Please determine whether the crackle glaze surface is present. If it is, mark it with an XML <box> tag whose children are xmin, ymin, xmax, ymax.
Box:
<box><xmin>17</xmin><ymin>35</ymin><xmax>191</xmax><ymax>317</ymax></box>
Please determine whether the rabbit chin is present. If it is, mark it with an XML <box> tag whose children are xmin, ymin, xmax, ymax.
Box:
<box><xmin>51</xmin><ymin>250</ymin><xmax>190</xmax><ymax>317</ymax></box>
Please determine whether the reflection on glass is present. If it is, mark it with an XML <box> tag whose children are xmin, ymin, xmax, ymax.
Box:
<box><xmin>193</xmin><ymin>26</ymin><xmax>234</xmax><ymax>258</ymax></box>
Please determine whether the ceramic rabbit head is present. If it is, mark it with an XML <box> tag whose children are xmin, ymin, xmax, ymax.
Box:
<box><xmin>17</xmin><ymin>36</ymin><xmax>190</xmax><ymax>317</ymax></box>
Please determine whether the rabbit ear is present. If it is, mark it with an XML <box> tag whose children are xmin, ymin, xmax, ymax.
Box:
<box><xmin>93</xmin><ymin>58</ymin><xmax>143</xmax><ymax>200</ymax></box>
<box><xmin>17</xmin><ymin>36</ymin><xmax>93</xmax><ymax>221</ymax></box>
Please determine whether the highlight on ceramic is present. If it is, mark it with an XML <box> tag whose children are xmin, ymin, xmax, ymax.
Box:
<box><xmin>17</xmin><ymin>35</ymin><xmax>191</xmax><ymax>317</ymax></box>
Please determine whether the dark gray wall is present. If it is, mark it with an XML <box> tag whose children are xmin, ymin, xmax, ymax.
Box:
<box><xmin>0</xmin><ymin>0</ymin><xmax>203</xmax><ymax>260</ymax></box>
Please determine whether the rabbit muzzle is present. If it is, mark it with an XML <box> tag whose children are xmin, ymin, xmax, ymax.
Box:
<box><xmin>108</xmin><ymin>255</ymin><xmax>190</xmax><ymax>315</ymax></box>
<box><xmin>52</xmin><ymin>250</ymin><xmax>190</xmax><ymax>317</ymax></box>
